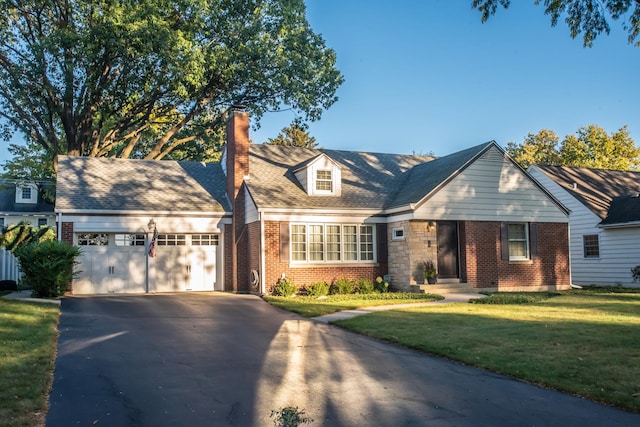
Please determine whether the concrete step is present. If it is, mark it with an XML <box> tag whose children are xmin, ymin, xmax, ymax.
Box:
<box><xmin>409</xmin><ymin>283</ymin><xmax>477</xmax><ymax>294</ymax></box>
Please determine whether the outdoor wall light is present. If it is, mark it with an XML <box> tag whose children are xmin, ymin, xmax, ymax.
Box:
<box><xmin>148</xmin><ymin>218</ymin><xmax>156</xmax><ymax>231</ymax></box>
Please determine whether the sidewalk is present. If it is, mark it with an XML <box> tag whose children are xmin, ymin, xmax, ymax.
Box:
<box><xmin>312</xmin><ymin>292</ymin><xmax>485</xmax><ymax>323</ymax></box>
<box><xmin>2</xmin><ymin>290</ymin><xmax>61</xmax><ymax>305</ymax></box>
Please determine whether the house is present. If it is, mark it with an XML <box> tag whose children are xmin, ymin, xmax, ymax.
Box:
<box><xmin>0</xmin><ymin>179</ymin><xmax>55</xmax><ymax>230</ymax></box>
<box><xmin>529</xmin><ymin>165</ymin><xmax>640</xmax><ymax>287</ymax></box>
<box><xmin>56</xmin><ymin>110</ymin><xmax>571</xmax><ymax>294</ymax></box>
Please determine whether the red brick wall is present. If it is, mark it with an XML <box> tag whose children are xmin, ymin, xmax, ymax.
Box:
<box><xmin>463</xmin><ymin>221</ymin><xmax>570</xmax><ymax>288</ymax></box>
<box><xmin>263</xmin><ymin>220</ymin><xmax>386</xmax><ymax>292</ymax></box>
<box><xmin>61</xmin><ymin>222</ymin><xmax>74</xmax><ymax>244</ymax></box>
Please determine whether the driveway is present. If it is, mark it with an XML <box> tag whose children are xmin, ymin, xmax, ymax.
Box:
<box><xmin>46</xmin><ymin>293</ymin><xmax>639</xmax><ymax>427</ymax></box>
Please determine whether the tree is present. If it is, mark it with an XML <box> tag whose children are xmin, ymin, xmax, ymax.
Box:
<box><xmin>506</xmin><ymin>125</ymin><xmax>640</xmax><ymax>170</ymax></box>
<box><xmin>1</xmin><ymin>140</ymin><xmax>56</xmax><ymax>182</ymax></box>
<box><xmin>472</xmin><ymin>0</ymin><xmax>640</xmax><ymax>47</ymax></box>
<box><xmin>266</xmin><ymin>121</ymin><xmax>318</xmax><ymax>148</ymax></box>
<box><xmin>0</xmin><ymin>0</ymin><xmax>343</xmax><ymax>163</ymax></box>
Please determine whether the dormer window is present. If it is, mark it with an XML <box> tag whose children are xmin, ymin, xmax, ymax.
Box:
<box><xmin>22</xmin><ymin>187</ymin><xmax>32</xmax><ymax>199</ymax></box>
<box><xmin>315</xmin><ymin>170</ymin><xmax>333</xmax><ymax>192</ymax></box>
<box><xmin>16</xmin><ymin>184</ymin><xmax>37</xmax><ymax>204</ymax></box>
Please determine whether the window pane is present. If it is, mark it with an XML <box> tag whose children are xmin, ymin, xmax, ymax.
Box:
<box><xmin>309</xmin><ymin>225</ymin><xmax>324</xmax><ymax>261</ymax></box>
<box><xmin>343</xmin><ymin>225</ymin><xmax>357</xmax><ymax>261</ymax></box>
<box><xmin>77</xmin><ymin>233</ymin><xmax>109</xmax><ymax>246</ymax></box>
<box><xmin>508</xmin><ymin>223</ymin><xmax>526</xmax><ymax>240</ymax></box>
<box><xmin>583</xmin><ymin>234</ymin><xmax>600</xmax><ymax>257</ymax></box>
<box><xmin>192</xmin><ymin>234</ymin><xmax>219</xmax><ymax>246</ymax></box>
<box><xmin>508</xmin><ymin>223</ymin><xmax>528</xmax><ymax>259</ymax></box>
<box><xmin>291</xmin><ymin>225</ymin><xmax>307</xmax><ymax>261</ymax></box>
<box><xmin>316</xmin><ymin>170</ymin><xmax>333</xmax><ymax>191</ymax></box>
<box><xmin>359</xmin><ymin>225</ymin><xmax>374</xmax><ymax>261</ymax></box>
<box><xmin>326</xmin><ymin>225</ymin><xmax>341</xmax><ymax>261</ymax></box>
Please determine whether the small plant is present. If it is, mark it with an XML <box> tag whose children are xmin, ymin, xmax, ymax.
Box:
<box><xmin>632</xmin><ymin>265</ymin><xmax>640</xmax><ymax>282</ymax></box>
<box><xmin>272</xmin><ymin>276</ymin><xmax>297</xmax><ymax>297</ymax></box>
<box><xmin>330</xmin><ymin>277</ymin><xmax>355</xmax><ymax>295</ymax></box>
<box><xmin>305</xmin><ymin>281</ymin><xmax>329</xmax><ymax>297</ymax></box>
<box><xmin>270</xmin><ymin>406</ymin><xmax>313</xmax><ymax>427</ymax></box>
<box><xmin>355</xmin><ymin>278</ymin><xmax>374</xmax><ymax>294</ymax></box>
<box><xmin>375</xmin><ymin>276</ymin><xmax>389</xmax><ymax>293</ymax></box>
<box><xmin>423</xmin><ymin>260</ymin><xmax>437</xmax><ymax>284</ymax></box>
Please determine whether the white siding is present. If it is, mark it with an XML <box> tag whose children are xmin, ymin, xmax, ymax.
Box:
<box><xmin>529</xmin><ymin>166</ymin><xmax>640</xmax><ymax>286</ymax></box>
<box><xmin>415</xmin><ymin>147</ymin><xmax>568</xmax><ymax>222</ymax></box>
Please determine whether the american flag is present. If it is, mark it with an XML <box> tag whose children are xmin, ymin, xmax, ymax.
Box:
<box><xmin>148</xmin><ymin>228</ymin><xmax>158</xmax><ymax>257</ymax></box>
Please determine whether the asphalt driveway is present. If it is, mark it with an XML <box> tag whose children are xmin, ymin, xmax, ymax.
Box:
<box><xmin>46</xmin><ymin>293</ymin><xmax>639</xmax><ymax>427</ymax></box>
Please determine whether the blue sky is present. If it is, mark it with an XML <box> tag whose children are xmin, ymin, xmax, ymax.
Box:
<box><xmin>2</xmin><ymin>1</ymin><xmax>639</xmax><ymax>165</ymax></box>
<box><xmin>252</xmin><ymin>0</ymin><xmax>640</xmax><ymax>157</ymax></box>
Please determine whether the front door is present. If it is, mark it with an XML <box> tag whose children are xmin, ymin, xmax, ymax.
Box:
<box><xmin>437</xmin><ymin>221</ymin><xmax>459</xmax><ymax>279</ymax></box>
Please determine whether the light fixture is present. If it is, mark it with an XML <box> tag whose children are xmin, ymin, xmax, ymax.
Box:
<box><xmin>148</xmin><ymin>218</ymin><xmax>156</xmax><ymax>231</ymax></box>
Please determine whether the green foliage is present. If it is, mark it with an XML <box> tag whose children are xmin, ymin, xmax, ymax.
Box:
<box><xmin>470</xmin><ymin>292</ymin><xmax>561</xmax><ymax>304</ymax></box>
<box><xmin>1</xmin><ymin>140</ymin><xmax>56</xmax><ymax>185</ymax></box>
<box><xmin>632</xmin><ymin>266</ymin><xmax>640</xmax><ymax>282</ymax></box>
<box><xmin>375</xmin><ymin>276</ymin><xmax>389</xmax><ymax>293</ymax></box>
<box><xmin>472</xmin><ymin>0</ymin><xmax>640</xmax><ymax>47</ymax></box>
<box><xmin>13</xmin><ymin>240</ymin><xmax>80</xmax><ymax>298</ymax></box>
<box><xmin>0</xmin><ymin>221</ymin><xmax>56</xmax><ymax>251</ymax></box>
<box><xmin>270</xmin><ymin>406</ymin><xmax>313</xmax><ymax>427</ymax></box>
<box><xmin>272</xmin><ymin>277</ymin><xmax>297</xmax><ymax>297</ymax></box>
<box><xmin>305</xmin><ymin>281</ymin><xmax>329</xmax><ymax>297</ymax></box>
<box><xmin>355</xmin><ymin>278</ymin><xmax>374</xmax><ymax>294</ymax></box>
<box><xmin>423</xmin><ymin>260</ymin><xmax>437</xmax><ymax>279</ymax></box>
<box><xmin>506</xmin><ymin>125</ymin><xmax>640</xmax><ymax>171</ymax></box>
<box><xmin>265</xmin><ymin>120</ymin><xmax>318</xmax><ymax>148</ymax></box>
<box><xmin>330</xmin><ymin>278</ymin><xmax>355</xmax><ymax>295</ymax></box>
<box><xmin>0</xmin><ymin>0</ymin><xmax>343</xmax><ymax>162</ymax></box>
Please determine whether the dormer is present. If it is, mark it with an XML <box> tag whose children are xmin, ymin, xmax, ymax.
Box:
<box><xmin>294</xmin><ymin>153</ymin><xmax>342</xmax><ymax>196</ymax></box>
<box><xmin>15</xmin><ymin>183</ymin><xmax>38</xmax><ymax>204</ymax></box>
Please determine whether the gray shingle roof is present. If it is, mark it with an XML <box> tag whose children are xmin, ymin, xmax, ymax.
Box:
<box><xmin>55</xmin><ymin>156</ymin><xmax>230</xmax><ymax>213</ymax></box>
<box><xmin>600</xmin><ymin>194</ymin><xmax>640</xmax><ymax>226</ymax></box>
<box><xmin>535</xmin><ymin>165</ymin><xmax>640</xmax><ymax>220</ymax></box>
<box><xmin>247</xmin><ymin>142</ymin><xmax>495</xmax><ymax>211</ymax></box>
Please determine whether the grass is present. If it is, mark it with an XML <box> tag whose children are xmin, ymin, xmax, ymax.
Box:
<box><xmin>0</xmin><ymin>299</ymin><xmax>59</xmax><ymax>427</ymax></box>
<box><xmin>263</xmin><ymin>292</ymin><xmax>444</xmax><ymax>317</ymax></box>
<box><xmin>328</xmin><ymin>288</ymin><xmax>640</xmax><ymax>412</ymax></box>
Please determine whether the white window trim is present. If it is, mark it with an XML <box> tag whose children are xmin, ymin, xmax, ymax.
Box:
<box><xmin>16</xmin><ymin>184</ymin><xmax>37</xmax><ymax>203</ymax></box>
<box><xmin>508</xmin><ymin>223</ymin><xmax>529</xmax><ymax>261</ymax></box>
<box><xmin>290</xmin><ymin>223</ymin><xmax>376</xmax><ymax>264</ymax></box>
<box><xmin>392</xmin><ymin>227</ymin><xmax>405</xmax><ymax>240</ymax></box>
<box><xmin>314</xmin><ymin>169</ymin><xmax>334</xmax><ymax>193</ymax></box>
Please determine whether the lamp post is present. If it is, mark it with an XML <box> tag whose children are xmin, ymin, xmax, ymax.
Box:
<box><xmin>145</xmin><ymin>219</ymin><xmax>156</xmax><ymax>293</ymax></box>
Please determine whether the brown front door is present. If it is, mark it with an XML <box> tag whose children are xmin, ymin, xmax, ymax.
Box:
<box><xmin>437</xmin><ymin>221</ymin><xmax>459</xmax><ymax>279</ymax></box>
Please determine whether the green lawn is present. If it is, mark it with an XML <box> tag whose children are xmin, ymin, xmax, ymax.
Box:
<box><xmin>0</xmin><ymin>300</ymin><xmax>59</xmax><ymax>427</ymax></box>
<box><xmin>263</xmin><ymin>292</ymin><xmax>443</xmax><ymax>317</ymax></box>
<box><xmin>333</xmin><ymin>290</ymin><xmax>640</xmax><ymax>412</ymax></box>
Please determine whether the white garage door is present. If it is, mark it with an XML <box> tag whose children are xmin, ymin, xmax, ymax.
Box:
<box><xmin>73</xmin><ymin>233</ymin><xmax>219</xmax><ymax>294</ymax></box>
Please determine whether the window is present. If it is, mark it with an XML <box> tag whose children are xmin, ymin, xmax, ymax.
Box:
<box><xmin>290</xmin><ymin>223</ymin><xmax>376</xmax><ymax>263</ymax></box>
<box><xmin>77</xmin><ymin>233</ymin><xmax>109</xmax><ymax>246</ymax></box>
<box><xmin>508</xmin><ymin>223</ymin><xmax>529</xmax><ymax>260</ymax></box>
<box><xmin>192</xmin><ymin>234</ymin><xmax>219</xmax><ymax>246</ymax></box>
<box><xmin>0</xmin><ymin>217</ymin><xmax>5</xmax><ymax>229</ymax></box>
<box><xmin>115</xmin><ymin>234</ymin><xmax>146</xmax><ymax>246</ymax></box>
<box><xmin>315</xmin><ymin>170</ymin><xmax>333</xmax><ymax>192</ymax></box>
<box><xmin>37</xmin><ymin>218</ymin><xmax>48</xmax><ymax>227</ymax></box>
<box><xmin>583</xmin><ymin>234</ymin><xmax>600</xmax><ymax>258</ymax></box>
<box><xmin>392</xmin><ymin>227</ymin><xmax>405</xmax><ymax>240</ymax></box>
<box><xmin>157</xmin><ymin>234</ymin><xmax>186</xmax><ymax>246</ymax></box>
<box><xmin>21</xmin><ymin>186</ymin><xmax>32</xmax><ymax>200</ymax></box>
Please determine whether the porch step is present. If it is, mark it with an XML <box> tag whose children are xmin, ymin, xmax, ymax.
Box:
<box><xmin>409</xmin><ymin>283</ymin><xmax>477</xmax><ymax>294</ymax></box>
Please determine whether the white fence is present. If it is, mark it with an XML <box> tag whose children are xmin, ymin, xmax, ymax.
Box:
<box><xmin>0</xmin><ymin>248</ymin><xmax>21</xmax><ymax>282</ymax></box>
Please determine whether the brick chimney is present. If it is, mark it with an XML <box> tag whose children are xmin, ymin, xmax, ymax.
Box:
<box><xmin>225</xmin><ymin>109</ymin><xmax>250</xmax><ymax>202</ymax></box>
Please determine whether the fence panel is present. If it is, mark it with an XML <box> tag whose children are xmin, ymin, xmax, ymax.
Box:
<box><xmin>0</xmin><ymin>248</ymin><xmax>21</xmax><ymax>282</ymax></box>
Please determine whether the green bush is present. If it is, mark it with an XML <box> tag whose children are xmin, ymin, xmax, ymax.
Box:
<box><xmin>375</xmin><ymin>276</ymin><xmax>389</xmax><ymax>293</ymax></box>
<box><xmin>13</xmin><ymin>240</ymin><xmax>80</xmax><ymax>298</ymax></box>
<box><xmin>272</xmin><ymin>277</ymin><xmax>297</xmax><ymax>297</ymax></box>
<box><xmin>305</xmin><ymin>281</ymin><xmax>329</xmax><ymax>297</ymax></box>
<box><xmin>330</xmin><ymin>277</ymin><xmax>355</xmax><ymax>295</ymax></box>
<box><xmin>632</xmin><ymin>265</ymin><xmax>640</xmax><ymax>282</ymax></box>
<box><xmin>355</xmin><ymin>278</ymin><xmax>374</xmax><ymax>294</ymax></box>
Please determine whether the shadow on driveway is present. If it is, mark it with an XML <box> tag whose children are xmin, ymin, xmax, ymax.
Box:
<box><xmin>46</xmin><ymin>293</ymin><xmax>639</xmax><ymax>426</ymax></box>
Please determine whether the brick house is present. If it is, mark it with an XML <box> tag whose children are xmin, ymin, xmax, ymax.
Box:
<box><xmin>55</xmin><ymin>110</ymin><xmax>571</xmax><ymax>294</ymax></box>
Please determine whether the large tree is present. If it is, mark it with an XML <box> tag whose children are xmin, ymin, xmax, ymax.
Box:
<box><xmin>0</xmin><ymin>0</ymin><xmax>343</xmax><ymax>162</ymax></box>
<box><xmin>472</xmin><ymin>0</ymin><xmax>640</xmax><ymax>47</ymax></box>
<box><xmin>506</xmin><ymin>125</ymin><xmax>640</xmax><ymax>170</ymax></box>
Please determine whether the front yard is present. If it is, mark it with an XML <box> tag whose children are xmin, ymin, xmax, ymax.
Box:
<box><xmin>266</xmin><ymin>287</ymin><xmax>640</xmax><ymax>412</ymax></box>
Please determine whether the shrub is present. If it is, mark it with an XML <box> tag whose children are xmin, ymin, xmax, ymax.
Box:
<box><xmin>1</xmin><ymin>221</ymin><xmax>55</xmax><ymax>251</ymax></box>
<box><xmin>355</xmin><ymin>278</ymin><xmax>374</xmax><ymax>294</ymax></box>
<box><xmin>632</xmin><ymin>265</ymin><xmax>640</xmax><ymax>282</ymax></box>
<box><xmin>272</xmin><ymin>277</ymin><xmax>297</xmax><ymax>297</ymax></box>
<box><xmin>375</xmin><ymin>276</ymin><xmax>389</xmax><ymax>293</ymax></box>
<box><xmin>305</xmin><ymin>281</ymin><xmax>329</xmax><ymax>297</ymax></box>
<box><xmin>330</xmin><ymin>277</ymin><xmax>355</xmax><ymax>295</ymax></box>
<box><xmin>13</xmin><ymin>240</ymin><xmax>80</xmax><ymax>298</ymax></box>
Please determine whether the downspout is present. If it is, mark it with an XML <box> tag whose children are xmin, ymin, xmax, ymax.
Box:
<box><xmin>56</xmin><ymin>213</ymin><xmax>62</xmax><ymax>241</ymax></box>
<box><xmin>260</xmin><ymin>212</ymin><xmax>266</xmax><ymax>295</ymax></box>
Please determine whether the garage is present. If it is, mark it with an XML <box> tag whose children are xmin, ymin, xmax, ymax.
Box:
<box><xmin>73</xmin><ymin>232</ymin><xmax>220</xmax><ymax>294</ymax></box>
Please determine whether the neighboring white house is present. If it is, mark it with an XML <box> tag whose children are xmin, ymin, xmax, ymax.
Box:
<box><xmin>529</xmin><ymin>165</ymin><xmax>640</xmax><ymax>287</ymax></box>
<box><xmin>0</xmin><ymin>180</ymin><xmax>55</xmax><ymax>230</ymax></box>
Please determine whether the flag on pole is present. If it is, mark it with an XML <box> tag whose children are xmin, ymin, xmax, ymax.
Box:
<box><xmin>148</xmin><ymin>228</ymin><xmax>158</xmax><ymax>257</ymax></box>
